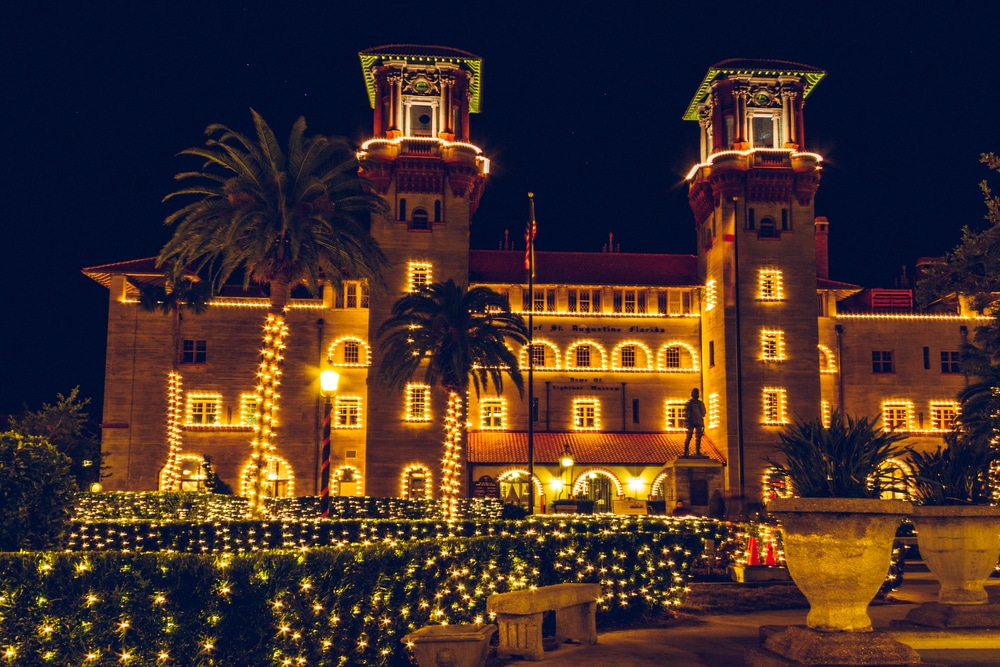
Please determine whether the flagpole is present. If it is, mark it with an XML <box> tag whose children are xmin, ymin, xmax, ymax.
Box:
<box><xmin>526</xmin><ymin>193</ymin><xmax>536</xmax><ymax>515</ymax></box>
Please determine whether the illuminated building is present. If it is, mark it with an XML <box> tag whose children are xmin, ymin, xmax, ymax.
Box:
<box><xmin>84</xmin><ymin>50</ymin><xmax>971</xmax><ymax>512</ymax></box>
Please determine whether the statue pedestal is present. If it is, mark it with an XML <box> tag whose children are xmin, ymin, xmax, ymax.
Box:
<box><xmin>660</xmin><ymin>456</ymin><xmax>725</xmax><ymax>515</ymax></box>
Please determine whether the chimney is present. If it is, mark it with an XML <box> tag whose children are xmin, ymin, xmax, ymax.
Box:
<box><xmin>814</xmin><ymin>216</ymin><xmax>829</xmax><ymax>280</ymax></box>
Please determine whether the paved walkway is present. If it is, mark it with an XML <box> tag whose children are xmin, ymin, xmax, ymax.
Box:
<box><xmin>488</xmin><ymin>573</ymin><xmax>1000</xmax><ymax>666</ymax></box>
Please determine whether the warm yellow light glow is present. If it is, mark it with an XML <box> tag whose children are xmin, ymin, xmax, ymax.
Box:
<box><xmin>758</xmin><ymin>270</ymin><xmax>784</xmax><ymax>301</ymax></box>
<box><xmin>760</xmin><ymin>329</ymin><xmax>786</xmax><ymax>361</ymax></box>
<box><xmin>818</xmin><ymin>344</ymin><xmax>837</xmax><ymax>373</ymax></box>
<box><xmin>332</xmin><ymin>465</ymin><xmax>364</xmax><ymax>496</ymax></box>
<box><xmin>707</xmin><ymin>393</ymin><xmax>720</xmax><ymax>429</ymax></box>
<box><xmin>548</xmin><ymin>478</ymin><xmax>564</xmax><ymax>493</ymax></box>
<box><xmin>518</xmin><ymin>339</ymin><xmax>561</xmax><ymax>370</ymax></box>
<box><xmin>565</xmin><ymin>339</ymin><xmax>608</xmax><ymax>370</ymax></box>
<box><xmin>333</xmin><ymin>396</ymin><xmax>363</xmax><ymax>429</ymax></box>
<box><xmin>400</xmin><ymin>464</ymin><xmax>433</xmax><ymax>499</ymax></box>
<box><xmin>627</xmin><ymin>477</ymin><xmax>645</xmax><ymax>496</ymax></box>
<box><xmin>685</xmin><ymin>148</ymin><xmax>824</xmax><ymax>181</ymax></box>
<box><xmin>440</xmin><ymin>392</ymin><xmax>464</xmax><ymax>520</ymax></box>
<box><xmin>929</xmin><ymin>401</ymin><xmax>960</xmax><ymax>431</ymax></box>
<box><xmin>407</xmin><ymin>262</ymin><xmax>432</xmax><ymax>293</ymax></box>
<box><xmin>359</xmin><ymin>135</ymin><xmax>484</xmax><ymax>154</ymax></box>
<box><xmin>664</xmin><ymin>400</ymin><xmax>687</xmax><ymax>431</ymax></box>
<box><xmin>320</xmin><ymin>370</ymin><xmax>340</xmax><ymax>395</ymax></box>
<box><xmin>837</xmin><ymin>314</ymin><xmax>991</xmax><ymax>321</ymax></box>
<box><xmin>240</xmin><ymin>454</ymin><xmax>294</xmax><ymax>500</ymax></box>
<box><xmin>821</xmin><ymin>400</ymin><xmax>832</xmax><ymax>428</ymax></box>
<box><xmin>572</xmin><ymin>398</ymin><xmax>601</xmax><ymax>431</ymax></box>
<box><xmin>404</xmin><ymin>383</ymin><xmax>431</xmax><ymax>422</ymax></box>
<box><xmin>705</xmin><ymin>280</ymin><xmax>717</xmax><ymax>311</ymax></box>
<box><xmin>881</xmin><ymin>400</ymin><xmax>914</xmax><ymax>432</ymax></box>
<box><xmin>656</xmin><ymin>342</ymin><xmax>700</xmax><ymax>372</ymax></box>
<box><xmin>479</xmin><ymin>398</ymin><xmax>507</xmax><ymax>430</ymax></box>
<box><xmin>327</xmin><ymin>336</ymin><xmax>372</xmax><ymax>367</ymax></box>
<box><xmin>184</xmin><ymin>392</ymin><xmax>222</xmax><ymax>426</ymax></box>
<box><xmin>610</xmin><ymin>340</ymin><xmax>654</xmax><ymax>371</ymax></box>
<box><xmin>571</xmin><ymin>468</ymin><xmax>625</xmax><ymax>497</ymax></box>
<box><xmin>162</xmin><ymin>372</ymin><xmax>184</xmax><ymax>490</ymax></box>
<box><xmin>762</xmin><ymin>387</ymin><xmax>789</xmax><ymax>425</ymax></box>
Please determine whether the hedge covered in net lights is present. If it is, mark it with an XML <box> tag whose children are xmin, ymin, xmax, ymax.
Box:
<box><xmin>0</xmin><ymin>521</ymin><xmax>721</xmax><ymax>667</ymax></box>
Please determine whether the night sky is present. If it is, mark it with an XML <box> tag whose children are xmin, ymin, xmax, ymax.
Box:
<box><xmin>4</xmin><ymin>2</ymin><xmax>998</xmax><ymax>415</ymax></box>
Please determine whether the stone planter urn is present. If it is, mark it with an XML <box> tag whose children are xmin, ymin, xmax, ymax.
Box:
<box><xmin>402</xmin><ymin>624</ymin><xmax>497</xmax><ymax>667</ymax></box>
<box><xmin>767</xmin><ymin>497</ymin><xmax>911</xmax><ymax>632</ymax></box>
<box><xmin>910</xmin><ymin>505</ymin><xmax>1000</xmax><ymax>604</ymax></box>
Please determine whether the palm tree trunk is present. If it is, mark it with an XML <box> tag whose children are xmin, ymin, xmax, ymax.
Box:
<box><xmin>163</xmin><ymin>370</ymin><xmax>184</xmax><ymax>490</ymax></box>
<box><xmin>441</xmin><ymin>391</ymin><xmax>464</xmax><ymax>521</ymax></box>
<box><xmin>249</xmin><ymin>310</ymin><xmax>289</xmax><ymax>516</ymax></box>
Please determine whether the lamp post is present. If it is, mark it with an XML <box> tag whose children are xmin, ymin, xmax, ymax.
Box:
<box><xmin>559</xmin><ymin>444</ymin><xmax>574</xmax><ymax>500</ymax></box>
<box><xmin>319</xmin><ymin>369</ymin><xmax>339</xmax><ymax>518</ymax></box>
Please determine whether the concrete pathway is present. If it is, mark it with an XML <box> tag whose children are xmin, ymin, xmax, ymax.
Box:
<box><xmin>487</xmin><ymin>573</ymin><xmax>1000</xmax><ymax>666</ymax></box>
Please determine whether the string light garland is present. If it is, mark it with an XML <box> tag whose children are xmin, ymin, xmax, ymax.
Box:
<box><xmin>247</xmin><ymin>314</ymin><xmax>289</xmax><ymax>516</ymax></box>
<box><xmin>440</xmin><ymin>392</ymin><xmax>464</xmax><ymax>521</ymax></box>
<box><xmin>162</xmin><ymin>372</ymin><xmax>184</xmax><ymax>490</ymax></box>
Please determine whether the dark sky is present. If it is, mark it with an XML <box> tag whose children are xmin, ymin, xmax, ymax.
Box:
<box><xmin>4</xmin><ymin>2</ymin><xmax>998</xmax><ymax>415</ymax></box>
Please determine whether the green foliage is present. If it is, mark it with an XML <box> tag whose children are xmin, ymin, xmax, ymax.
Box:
<box><xmin>766</xmin><ymin>411</ymin><xmax>906</xmax><ymax>498</ymax></box>
<box><xmin>376</xmin><ymin>279</ymin><xmax>529</xmax><ymax>396</ymax></box>
<box><xmin>9</xmin><ymin>387</ymin><xmax>101</xmax><ymax>485</ymax></box>
<box><xmin>0</xmin><ymin>431</ymin><xmax>77</xmax><ymax>551</ymax></box>
<box><xmin>0</xmin><ymin>518</ymin><xmax>721</xmax><ymax>666</ymax></box>
<box><xmin>158</xmin><ymin>108</ymin><xmax>388</xmax><ymax>306</ymax></box>
<box><xmin>906</xmin><ymin>431</ymin><xmax>1000</xmax><ymax>505</ymax></box>
<box><xmin>137</xmin><ymin>276</ymin><xmax>213</xmax><ymax>314</ymax></box>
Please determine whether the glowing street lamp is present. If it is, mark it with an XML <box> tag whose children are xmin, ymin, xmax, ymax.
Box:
<box><xmin>559</xmin><ymin>444</ymin><xmax>574</xmax><ymax>499</ymax></box>
<box><xmin>319</xmin><ymin>369</ymin><xmax>339</xmax><ymax>518</ymax></box>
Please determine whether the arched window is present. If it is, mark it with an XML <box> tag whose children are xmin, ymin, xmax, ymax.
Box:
<box><xmin>401</xmin><ymin>465</ymin><xmax>432</xmax><ymax>499</ymax></box>
<box><xmin>759</xmin><ymin>217</ymin><xmax>777</xmax><ymax>238</ymax></box>
<box><xmin>411</xmin><ymin>208</ymin><xmax>429</xmax><ymax>230</ymax></box>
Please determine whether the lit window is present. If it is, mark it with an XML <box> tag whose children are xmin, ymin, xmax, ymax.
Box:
<box><xmin>568</xmin><ymin>290</ymin><xmax>577</xmax><ymax>312</ymax></box>
<box><xmin>334</xmin><ymin>397</ymin><xmax>362</xmax><ymax>429</ymax></box>
<box><xmin>405</xmin><ymin>384</ymin><xmax>431</xmax><ymax>422</ymax></box>
<box><xmin>930</xmin><ymin>402</ymin><xmax>959</xmax><ymax>431</ymax></box>
<box><xmin>361</xmin><ymin>283</ymin><xmax>370</xmax><ymax>308</ymax></box>
<box><xmin>533</xmin><ymin>289</ymin><xmax>545</xmax><ymax>312</ymax></box>
<box><xmin>624</xmin><ymin>290</ymin><xmax>636</xmax><ymax>314</ymax></box>
<box><xmin>575</xmin><ymin>345</ymin><xmax>591</xmax><ymax>368</ymax></box>
<box><xmin>940</xmin><ymin>351</ymin><xmax>960</xmax><ymax>374</ymax></box>
<box><xmin>343</xmin><ymin>340</ymin><xmax>360</xmax><ymax>364</ymax></box>
<box><xmin>666</xmin><ymin>290</ymin><xmax>692</xmax><ymax>315</ymax></box>
<box><xmin>613</xmin><ymin>291</ymin><xmax>623</xmax><ymax>313</ymax></box>
<box><xmin>762</xmin><ymin>388</ymin><xmax>788</xmax><ymax>425</ymax></box>
<box><xmin>480</xmin><ymin>399</ymin><xmax>507</xmax><ymax>430</ymax></box>
<box><xmin>346</xmin><ymin>283</ymin><xmax>357</xmax><ymax>308</ymax></box>
<box><xmin>819</xmin><ymin>345</ymin><xmax>836</xmax><ymax>373</ymax></box>
<box><xmin>761</xmin><ymin>330</ymin><xmax>785</xmax><ymax>361</ymax></box>
<box><xmin>546</xmin><ymin>289</ymin><xmax>555</xmax><ymax>312</ymax></box>
<box><xmin>620</xmin><ymin>345</ymin><xmax>636</xmax><ymax>368</ymax></box>
<box><xmin>182</xmin><ymin>340</ymin><xmax>207</xmax><ymax>364</ymax></box>
<box><xmin>665</xmin><ymin>346</ymin><xmax>681</xmax><ymax>369</ymax></box>
<box><xmin>407</xmin><ymin>262</ymin><xmax>431</xmax><ymax>292</ymax></box>
<box><xmin>758</xmin><ymin>270</ymin><xmax>784</xmax><ymax>301</ymax></box>
<box><xmin>186</xmin><ymin>393</ymin><xmax>220</xmax><ymax>425</ymax></box>
<box><xmin>882</xmin><ymin>401</ymin><xmax>911</xmax><ymax>432</ymax></box>
<box><xmin>529</xmin><ymin>344</ymin><xmax>547</xmax><ymax>367</ymax></box>
<box><xmin>578</xmin><ymin>289</ymin><xmax>591</xmax><ymax>313</ymax></box>
<box><xmin>240</xmin><ymin>394</ymin><xmax>257</xmax><ymax>426</ymax></box>
<box><xmin>573</xmin><ymin>399</ymin><xmax>600</xmax><ymax>431</ymax></box>
<box><xmin>665</xmin><ymin>400</ymin><xmax>686</xmax><ymax>431</ymax></box>
<box><xmin>637</xmin><ymin>291</ymin><xmax>647</xmax><ymax>314</ymax></box>
<box><xmin>749</xmin><ymin>111</ymin><xmax>782</xmax><ymax>148</ymax></box>
<box><xmin>821</xmin><ymin>400</ymin><xmax>831</xmax><ymax>428</ymax></box>
<box><xmin>872</xmin><ymin>351</ymin><xmax>894</xmax><ymax>374</ymax></box>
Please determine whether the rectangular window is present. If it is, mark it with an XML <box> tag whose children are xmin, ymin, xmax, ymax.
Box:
<box><xmin>592</xmin><ymin>290</ymin><xmax>601</xmax><ymax>312</ymax></box>
<box><xmin>705</xmin><ymin>280</ymin><xmax>717</xmax><ymax>311</ymax></box>
<box><xmin>620</xmin><ymin>345</ymin><xmax>636</xmax><ymax>368</ymax></box>
<box><xmin>707</xmin><ymin>393</ymin><xmax>720</xmax><ymax>428</ymax></box>
<box><xmin>575</xmin><ymin>345</ymin><xmax>591</xmax><ymax>368</ymax></box>
<box><xmin>343</xmin><ymin>340</ymin><xmax>360</xmax><ymax>364</ymax></box>
<box><xmin>657</xmin><ymin>291</ymin><xmax>667</xmax><ymax>315</ymax></box>
<box><xmin>182</xmin><ymin>340</ymin><xmax>207</xmax><ymax>364</ymax></box>
<box><xmin>530</xmin><ymin>344</ymin><xmax>546</xmax><ymax>367</ymax></box>
<box><xmin>346</xmin><ymin>283</ymin><xmax>357</xmax><ymax>308</ymax></box>
<box><xmin>665</xmin><ymin>346</ymin><xmax>681</xmax><ymax>369</ymax></box>
<box><xmin>480</xmin><ymin>399</ymin><xmax>506</xmax><ymax>430</ymax></box>
<box><xmin>613</xmin><ymin>291</ymin><xmax>623</xmax><ymax>313</ymax></box>
<box><xmin>546</xmin><ymin>289</ymin><xmax>556</xmax><ymax>312</ymax></box>
<box><xmin>405</xmin><ymin>383</ymin><xmax>431</xmax><ymax>422</ymax></box>
<box><xmin>882</xmin><ymin>401</ymin><xmax>911</xmax><ymax>432</ymax></box>
<box><xmin>361</xmin><ymin>283</ymin><xmax>370</xmax><ymax>308</ymax></box>
<box><xmin>573</xmin><ymin>399</ymin><xmax>600</xmax><ymax>430</ymax></box>
<box><xmin>940</xmin><ymin>351</ymin><xmax>960</xmax><ymax>374</ymax></box>
<box><xmin>579</xmin><ymin>290</ymin><xmax>590</xmax><ymax>313</ymax></box>
<box><xmin>186</xmin><ymin>393</ymin><xmax>220</xmax><ymax>425</ymax></box>
<box><xmin>521</xmin><ymin>288</ymin><xmax>531</xmax><ymax>311</ymax></box>
<box><xmin>240</xmin><ymin>394</ymin><xmax>257</xmax><ymax>426</ymax></box>
<box><xmin>665</xmin><ymin>400</ymin><xmax>687</xmax><ymax>430</ymax></box>
<box><xmin>334</xmin><ymin>397</ymin><xmax>362</xmax><ymax>428</ymax></box>
<box><xmin>637</xmin><ymin>291</ymin><xmax>646</xmax><ymax>314</ymax></box>
<box><xmin>568</xmin><ymin>290</ymin><xmax>577</xmax><ymax>312</ymax></box>
<box><xmin>762</xmin><ymin>388</ymin><xmax>788</xmax><ymax>425</ymax></box>
<box><xmin>821</xmin><ymin>400</ymin><xmax>832</xmax><ymax>429</ymax></box>
<box><xmin>872</xmin><ymin>351</ymin><xmax>894</xmax><ymax>374</ymax></box>
<box><xmin>709</xmin><ymin>340</ymin><xmax>715</xmax><ymax>368</ymax></box>
<box><xmin>632</xmin><ymin>398</ymin><xmax>640</xmax><ymax>424</ymax></box>
<box><xmin>758</xmin><ymin>270</ymin><xmax>784</xmax><ymax>301</ymax></box>
<box><xmin>533</xmin><ymin>289</ymin><xmax>545</xmax><ymax>312</ymax></box>
<box><xmin>761</xmin><ymin>330</ymin><xmax>785</xmax><ymax>361</ymax></box>
<box><xmin>531</xmin><ymin>397</ymin><xmax>539</xmax><ymax>422</ymax></box>
<box><xmin>624</xmin><ymin>290</ymin><xmax>636</xmax><ymax>313</ymax></box>
<box><xmin>930</xmin><ymin>402</ymin><xmax>959</xmax><ymax>431</ymax></box>
<box><xmin>408</xmin><ymin>262</ymin><xmax>431</xmax><ymax>292</ymax></box>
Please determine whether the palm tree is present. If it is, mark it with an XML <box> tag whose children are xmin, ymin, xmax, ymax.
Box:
<box><xmin>158</xmin><ymin>109</ymin><xmax>388</xmax><ymax>514</ymax></box>
<box><xmin>376</xmin><ymin>280</ymin><xmax>529</xmax><ymax>519</ymax></box>
<box><xmin>137</xmin><ymin>275</ymin><xmax>212</xmax><ymax>490</ymax></box>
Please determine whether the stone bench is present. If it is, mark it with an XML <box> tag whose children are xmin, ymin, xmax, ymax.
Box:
<box><xmin>487</xmin><ymin>583</ymin><xmax>600</xmax><ymax>660</ymax></box>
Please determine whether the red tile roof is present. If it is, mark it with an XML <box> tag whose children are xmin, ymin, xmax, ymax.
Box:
<box><xmin>469</xmin><ymin>250</ymin><xmax>700</xmax><ymax>287</ymax></box>
<box><xmin>468</xmin><ymin>432</ymin><xmax>724</xmax><ymax>465</ymax></box>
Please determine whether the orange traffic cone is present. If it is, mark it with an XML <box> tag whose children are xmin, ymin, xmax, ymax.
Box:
<box><xmin>747</xmin><ymin>536</ymin><xmax>761</xmax><ymax>566</ymax></box>
<box><xmin>764</xmin><ymin>540</ymin><xmax>776</xmax><ymax>566</ymax></box>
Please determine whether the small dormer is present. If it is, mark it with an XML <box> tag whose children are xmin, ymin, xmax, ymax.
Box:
<box><xmin>359</xmin><ymin>45</ymin><xmax>482</xmax><ymax>142</ymax></box>
<box><xmin>683</xmin><ymin>59</ymin><xmax>825</xmax><ymax>161</ymax></box>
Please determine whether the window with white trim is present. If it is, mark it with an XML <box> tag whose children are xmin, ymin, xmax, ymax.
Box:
<box><xmin>480</xmin><ymin>399</ymin><xmax>506</xmax><ymax>430</ymax></box>
<box><xmin>407</xmin><ymin>262</ymin><xmax>431</xmax><ymax>292</ymax></box>
<box><xmin>530</xmin><ymin>344</ymin><xmax>547</xmax><ymax>367</ymax></box>
<box><xmin>187</xmin><ymin>394</ymin><xmax>220</xmax><ymax>425</ymax></box>
<box><xmin>343</xmin><ymin>340</ymin><xmax>360</xmax><ymax>364</ymax></box>
<box><xmin>334</xmin><ymin>397</ymin><xmax>362</xmax><ymax>429</ymax></box>
<box><xmin>758</xmin><ymin>270</ymin><xmax>784</xmax><ymax>301</ymax></box>
<box><xmin>573</xmin><ymin>399</ymin><xmax>600</xmax><ymax>430</ymax></box>
<box><xmin>664</xmin><ymin>400</ymin><xmax>687</xmax><ymax>431</ymax></box>
<box><xmin>881</xmin><ymin>401</ymin><xmax>911</xmax><ymax>432</ymax></box>
<box><xmin>240</xmin><ymin>394</ymin><xmax>257</xmax><ymax>426</ymax></box>
<box><xmin>575</xmin><ymin>345</ymin><xmax>592</xmax><ymax>368</ymax></box>
<box><xmin>664</xmin><ymin>346</ymin><xmax>681</xmax><ymax>369</ymax></box>
<box><xmin>405</xmin><ymin>383</ymin><xmax>431</xmax><ymax>422</ymax></box>
<box><xmin>761</xmin><ymin>330</ymin><xmax>785</xmax><ymax>361</ymax></box>
<box><xmin>930</xmin><ymin>402</ymin><xmax>958</xmax><ymax>431</ymax></box>
<box><xmin>620</xmin><ymin>345</ymin><xmax>636</xmax><ymax>368</ymax></box>
<box><xmin>762</xmin><ymin>388</ymin><xmax>788</xmax><ymax>425</ymax></box>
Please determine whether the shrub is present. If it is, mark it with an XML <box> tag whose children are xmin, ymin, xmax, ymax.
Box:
<box><xmin>0</xmin><ymin>431</ymin><xmax>77</xmax><ymax>550</ymax></box>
